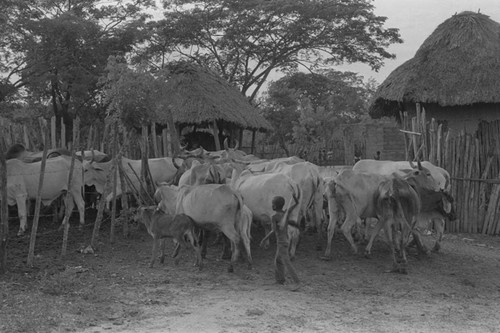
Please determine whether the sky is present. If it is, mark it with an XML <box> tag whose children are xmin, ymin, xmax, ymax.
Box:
<box><xmin>337</xmin><ymin>0</ymin><xmax>500</xmax><ymax>84</ymax></box>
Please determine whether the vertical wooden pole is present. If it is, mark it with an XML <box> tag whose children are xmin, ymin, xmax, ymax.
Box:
<box><xmin>212</xmin><ymin>120</ymin><xmax>221</xmax><ymax>151</ymax></box>
<box><xmin>61</xmin><ymin>117</ymin><xmax>66</xmax><ymax>149</ymax></box>
<box><xmin>91</xmin><ymin>159</ymin><xmax>115</xmax><ymax>249</ymax></box>
<box><xmin>51</xmin><ymin>116</ymin><xmax>56</xmax><ymax>149</ymax></box>
<box><xmin>86</xmin><ymin>125</ymin><xmax>94</xmax><ymax>150</ymax></box>
<box><xmin>164</xmin><ymin>108</ymin><xmax>180</xmax><ymax>156</ymax></box>
<box><xmin>27</xmin><ymin>119</ymin><xmax>50</xmax><ymax>267</ymax></box>
<box><xmin>23</xmin><ymin>125</ymin><xmax>30</xmax><ymax>150</ymax></box>
<box><xmin>151</xmin><ymin>123</ymin><xmax>160</xmax><ymax>158</ymax></box>
<box><xmin>162</xmin><ymin>128</ymin><xmax>169</xmax><ymax>157</ymax></box>
<box><xmin>110</xmin><ymin>123</ymin><xmax>119</xmax><ymax>244</ymax></box>
<box><xmin>61</xmin><ymin>118</ymin><xmax>80</xmax><ymax>256</ymax></box>
<box><xmin>119</xmin><ymin>131</ymin><xmax>130</xmax><ymax>237</ymax></box>
<box><xmin>0</xmin><ymin>136</ymin><xmax>8</xmax><ymax>274</ymax></box>
<box><xmin>239</xmin><ymin>128</ymin><xmax>244</xmax><ymax>151</ymax></box>
<box><xmin>251</xmin><ymin>130</ymin><xmax>256</xmax><ymax>155</ymax></box>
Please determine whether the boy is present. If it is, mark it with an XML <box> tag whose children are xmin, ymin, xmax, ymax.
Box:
<box><xmin>260</xmin><ymin>195</ymin><xmax>301</xmax><ymax>291</ymax></box>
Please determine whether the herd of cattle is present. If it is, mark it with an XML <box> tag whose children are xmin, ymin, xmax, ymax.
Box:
<box><xmin>3</xmin><ymin>140</ymin><xmax>455</xmax><ymax>274</ymax></box>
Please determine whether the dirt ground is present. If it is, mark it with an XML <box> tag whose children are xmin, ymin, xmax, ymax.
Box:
<box><xmin>1</xmin><ymin>212</ymin><xmax>500</xmax><ymax>333</ymax></box>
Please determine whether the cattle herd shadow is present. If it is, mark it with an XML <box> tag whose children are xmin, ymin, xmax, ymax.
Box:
<box><xmin>1</xmin><ymin>213</ymin><xmax>500</xmax><ymax>332</ymax></box>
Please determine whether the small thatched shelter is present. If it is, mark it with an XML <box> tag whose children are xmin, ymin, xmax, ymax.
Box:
<box><xmin>370</xmin><ymin>11</ymin><xmax>500</xmax><ymax>132</ymax></box>
<box><xmin>157</xmin><ymin>63</ymin><xmax>272</xmax><ymax>151</ymax></box>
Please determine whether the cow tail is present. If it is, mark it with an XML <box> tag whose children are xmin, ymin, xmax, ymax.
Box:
<box><xmin>289</xmin><ymin>182</ymin><xmax>302</xmax><ymax>214</ymax></box>
<box><xmin>234</xmin><ymin>191</ymin><xmax>244</xmax><ymax>233</ymax></box>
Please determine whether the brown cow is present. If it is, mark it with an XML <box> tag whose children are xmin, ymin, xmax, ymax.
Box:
<box><xmin>134</xmin><ymin>206</ymin><xmax>203</xmax><ymax>269</ymax></box>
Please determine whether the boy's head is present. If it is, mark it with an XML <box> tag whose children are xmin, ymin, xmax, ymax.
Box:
<box><xmin>272</xmin><ymin>196</ymin><xmax>285</xmax><ymax>211</ymax></box>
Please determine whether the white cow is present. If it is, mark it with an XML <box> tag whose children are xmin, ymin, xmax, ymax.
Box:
<box><xmin>268</xmin><ymin>162</ymin><xmax>325</xmax><ymax>238</ymax></box>
<box><xmin>232</xmin><ymin>171</ymin><xmax>302</xmax><ymax>259</ymax></box>
<box><xmin>83</xmin><ymin>156</ymin><xmax>184</xmax><ymax>205</ymax></box>
<box><xmin>6</xmin><ymin>156</ymin><xmax>85</xmax><ymax>235</ymax></box>
<box><xmin>155</xmin><ymin>184</ymin><xmax>252</xmax><ymax>272</ymax></box>
<box><xmin>353</xmin><ymin>159</ymin><xmax>450</xmax><ymax>192</ymax></box>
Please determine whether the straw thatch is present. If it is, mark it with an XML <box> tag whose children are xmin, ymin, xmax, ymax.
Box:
<box><xmin>157</xmin><ymin>63</ymin><xmax>273</xmax><ymax>131</ymax></box>
<box><xmin>370</xmin><ymin>11</ymin><xmax>500</xmax><ymax>118</ymax></box>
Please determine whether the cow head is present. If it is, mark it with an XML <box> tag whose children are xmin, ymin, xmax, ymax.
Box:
<box><xmin>155</xmin><ymin>185</ymin><xmax>178</xmax><ymax>214</ymax></box>
<box><xmin>439</xmin><ymin>192</ymin><xmax>456</xmax><ymax>221</ymax></box>
<box><xmin>82</xmin><ymin>160</ymin><xmax>112</xmax><ymax>194</ymax></box>
<box><xmin>220</xmin><ymin>138</ymin><xmax>249</xmax><ymax>161</ymax></box>
<box><xmin>402</xmin><ymin>162</ymin><xmax>440</xmax><ymax>193</ymax></box>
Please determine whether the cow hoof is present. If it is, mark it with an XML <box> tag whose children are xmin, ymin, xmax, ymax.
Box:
<box><xmin>17</xmin><ymin>231</ymin><xmax>25</xmax><ymax>237</ymax></box>
<box><xmin>364</xmin><ymin>252</ymin><xmax>372</xmax><ymax>259</ymax></box>
<box><xmin>432</xmin><ymin>244</ymin><xmax>441</xmax><ymax>253</ymax></box>
<box><xmin>247</xmin><ymin>263</ymin><xmax>253</xmax><ymax>270</ymax></box>
<box><xmin>320</xmin><ymin>255</ymin><xmax>332</xmax><ymax>261</ymax></box>
<box><xmin>227</xmin><ymin>266</ymin><xmax>234</xmax><ymax>273</ymax></box>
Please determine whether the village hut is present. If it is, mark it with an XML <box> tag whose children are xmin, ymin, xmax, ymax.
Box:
<box><xmin>156</xmin><ymin>63</ymin><xmax>272</xmax><ymax>152</ymax></box>
<box><xmin>369</xmin><ymin>11</ymin><xmax>500</xmax><ymax>133</ymax></box>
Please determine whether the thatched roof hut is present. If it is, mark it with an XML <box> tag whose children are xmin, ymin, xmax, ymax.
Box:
<box><xmin>157</xmin><ymin>63</ymin><xmax>272</xmax><ymax>130</ymax></box>
<box><xmin>156</xmin><ymin>63</ymin><xmax>272</xmax><ymax>151</ymax></box>
<box><xmin>369</xmin><ymin>11</ymin><xmax>500</xmax><ymax>131</ymax></box>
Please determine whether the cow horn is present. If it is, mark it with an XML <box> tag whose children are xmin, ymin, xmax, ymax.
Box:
<box><xmin>91</xmin><ymin>149</ymin><xmax>95</xmax><ymax>163</ymax></box>
<box><xmin>417</xmin><ymin>159</ymin><xmax>423</xmax><ymax>170</ymax></box>
<box><xmin>223</xmin><ymin>138</ymin><xmax>229</xmax><ymax>150</ymax></box>
<box><xmin>233</xmin><ymin>139</ymin><xmax>239</xmax><ymax>150</ymax></box>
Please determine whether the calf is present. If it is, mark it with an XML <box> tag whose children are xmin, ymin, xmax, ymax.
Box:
<box><xmin>135</xmin><ymin>206</ymin><xmax>203</xmax><ymax>269</ymax></box>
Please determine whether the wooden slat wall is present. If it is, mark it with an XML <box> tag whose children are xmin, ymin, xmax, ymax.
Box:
<box><xmin>400</xmin><ymin>105</ymin><xmax>500</xmax><ymax>235</ymax></box>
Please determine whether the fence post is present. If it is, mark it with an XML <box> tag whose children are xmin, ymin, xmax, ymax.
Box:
<box><xmin>0</xmin><ymin>136</ymin><xmax>8</xmax><ymax>274</ymax></box>
<box><xmin>27</xmin><ymin>119</ymin><xmax>50</xmax><ymax>267</ymax></box>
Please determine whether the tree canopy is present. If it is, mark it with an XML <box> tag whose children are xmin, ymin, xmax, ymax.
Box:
<box><xmin>138</xmin><ymin>0</ymin><xmax>402</xmax><ymax>101</ymax></box>
<box><xmin>261</xmin><ymin>70</ymin><xmax>376</xmax><ymax>154</ymax></box>
<box><xmin>0</xmin><ymin>0</ymin><xmax>153</xmax><ymax>128</ymax></box>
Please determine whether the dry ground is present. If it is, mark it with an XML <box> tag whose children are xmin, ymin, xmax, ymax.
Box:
<box><xmin>1</xmin><ymin>212</ymin><xmax>500</xmax><ymax>333</ymax></box>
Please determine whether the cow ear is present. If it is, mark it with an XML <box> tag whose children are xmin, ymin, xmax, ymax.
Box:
<box><xmin>409</xmin><ymin>160</ymin><xmax>416</xmax><ymax>169</ymax></box>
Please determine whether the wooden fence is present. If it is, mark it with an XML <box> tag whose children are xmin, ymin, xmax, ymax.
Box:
<box><xmin>401</xmin><ymin>104</ymin><xmax>500</xmax><ymax>235</ymax></box>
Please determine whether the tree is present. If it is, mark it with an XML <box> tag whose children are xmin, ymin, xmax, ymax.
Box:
<box><xmin>139</xmin><ymin>0</ymin><xmax>401</xmax><ymax>101</ymax></box>
<box><xmin>0</xmin><ymin>0</ymin><xmax>154</xmax><ymax>142</ymax></box>
<box><xmin>261</xmin><ymin>70</ymin><xmax>375</xmax><ymax>153</ymax></box>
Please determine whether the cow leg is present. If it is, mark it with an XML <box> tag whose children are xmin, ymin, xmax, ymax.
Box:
<box><xmin>312</xmin><ymin>201</ymin><xmax>324</xmax><ymax>251</ymax></box>
<box><xmin>240</xmin><ymin>231</ymin><xmax>252</xmax><ymax>270</ymax></box>
<box><xmin>321</xmin><ymin>197</ymin><xmax>340</xmax><ymax>260</ymax></box>
<box><xmin>340</xmin><ymin>214</ymin><xmax>360</xmax><ymax>254</ymax></box>
<box><xmin>381</xmin><ymin>217</ymin><xmax>400</xmax><ymax>273</ymax></box>
<box><xmin>432</xmin><ymin>218</ymin><xmax>445</xmax><ymax>252</ymax></box>
<box><xmin>260</xmin><ymin>215</ymin><xmax>272</xmax><ymax>249</ymax></box>
<box><xmin>150</xmin><ymin>238</ymin><xmax>159</xmax><ymax>268</ymax></box>
<box><xmin>160</xmin><ymin>239</ymin><xmax>168</xmax><ymax>264</ymax></box>
<box><xmin>185</xmin><ymin>231</ymin><xmax>203</xmax><ymax>270</ymax></box>
<box><xmin>200</xmin><ymin>229</ymin><xmax>209</xmax><ymax>259</ymax></box>
<box><xmin>71</xmin><ymin>189</ymin><xmax>86</xmax><ymax>230</ymax></box>
<box><xmin>15</xmin><ymin>195</ymin><xmax>29</xmax><ymax>236</ymax></box>
<box><xmin>221</xmin><ymin>225</ymin><xmax>240</xmax><ymax>273</ymax></box>
<box><xmin>220</xmin><ymin>235</ymin><xmax>232</xmax><ymax>260</ymax></box>
<box><xmin>364</xmin><ymin>218</ymin><xmax>385</xmax><ymax>258</ymax></box>
<box><xmin>411</xmin><ymin>230</ymin><xmax>430</xmax><ymax>257</ymax></box>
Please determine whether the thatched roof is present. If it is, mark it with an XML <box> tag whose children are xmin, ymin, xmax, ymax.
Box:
<box><xmin>370</xmin><ymin>11</ymin><xmax>500</xmax><ymax>118</ymax></box>
<box><xmin>157</xmin><ymin>63</ymin><xmax>273</xmax><ymax>131</ymax></box>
